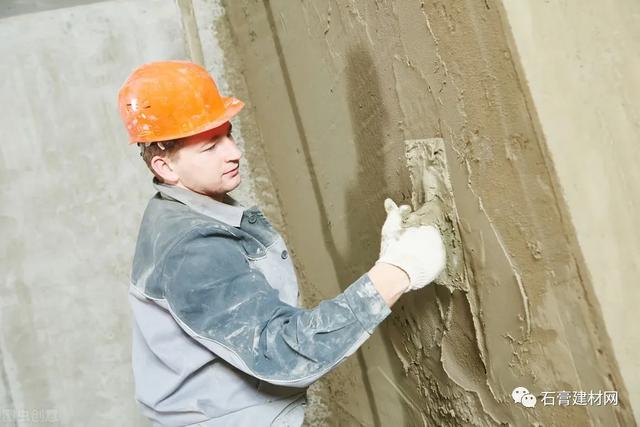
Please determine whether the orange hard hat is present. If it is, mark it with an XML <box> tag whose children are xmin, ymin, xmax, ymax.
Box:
<box><xmin>118</xmin><ymin>60</ymin><xmax>244</xmax><ymax>144</ymax></box>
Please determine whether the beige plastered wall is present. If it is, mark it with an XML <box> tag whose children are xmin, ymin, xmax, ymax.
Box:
<box><xmin>498</xmin><ymin>3</ymin><xmax>640</xmax><ymax>419</ymax></box>
<box><xmin>224</xmin><ymin>0</ymin><xmax>636</xmax><ymax>425</ymax></box>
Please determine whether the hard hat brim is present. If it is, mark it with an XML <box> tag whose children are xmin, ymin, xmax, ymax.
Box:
<box><xmin>130</xmin><ymin>97</ymin><xmax>244</xmax><ymax>144</ymax></box>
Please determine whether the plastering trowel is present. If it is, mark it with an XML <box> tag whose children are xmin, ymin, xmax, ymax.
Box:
<box><xmin>403</xmin><ymin>138</ymin><xmax>466</xmax><ymax>291</ymax></box>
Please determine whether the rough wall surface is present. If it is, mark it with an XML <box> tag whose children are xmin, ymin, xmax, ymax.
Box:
<box><xmin>225</xmin><ymin>0</ymin><xmax>635</xmax><ymax>425</ymax></box>
<box><xmin>499</xmin><ymin>2</ymin><xmax>640</xmax><ymax>420</ymax></box>
<box><xmin>0</xmin><ymin>0</ymin><xmax>107</xmax><ymax>19</ymax></box>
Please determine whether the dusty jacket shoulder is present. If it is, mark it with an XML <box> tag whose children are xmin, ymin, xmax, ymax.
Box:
<box><xmin>131</xmin><ymin>192</ymin><xmax>242</xmax><ymax>298</ymax></box>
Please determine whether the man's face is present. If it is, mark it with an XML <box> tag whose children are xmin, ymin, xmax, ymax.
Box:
<box><xmin>168</xmin><ymin>122</ymin><xmax>241</xmax><ymax>199</ymax></box>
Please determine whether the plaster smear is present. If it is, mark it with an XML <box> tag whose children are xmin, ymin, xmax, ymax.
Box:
<box><xmin>224</xmin><ymin>0</ymin><xmax>634</xmax><ymax>425</ymax></box>
<box><xmin>398</xmin><ymin>137</ymin><xmax>534</xmax><ymax>424</ymax></box>
<box><xmin>404</xmin><ymin>138</ymin><xmax>466</xmax><ymax>292</ymax></box>
<box><xmin>498</xmin><ymin>1</ymin><xmax>640</xmax><ymax>417</ymax></box>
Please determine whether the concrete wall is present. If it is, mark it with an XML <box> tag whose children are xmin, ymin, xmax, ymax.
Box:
<box><xmin>498</xmin><ymin>3</ymin><xmax>640</xmax><ymax>419</ymax></box>
<box><xmin>0</xmin><ymin>2</ymin><xmax>182</xmax><ymax>424</ymax></box>
<box><xmin>0</xmin><ymin>0</ymin><xmax>279</xmax><ymax>425</ymax></box>
<box><xmin>0</xmin><ymin>0</ymin><xmax>107</xmax><ymax>19</ymax></box>
<box><xmin>225</xmin><ymin>0</ymin><xmax>635</xmax><ymax>425</ymax></box>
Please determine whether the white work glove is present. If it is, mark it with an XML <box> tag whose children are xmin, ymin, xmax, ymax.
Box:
<box><xmin>376</xmin><ymin>198</ymin><xmax>446</xmax><ymax>292</ymax></box>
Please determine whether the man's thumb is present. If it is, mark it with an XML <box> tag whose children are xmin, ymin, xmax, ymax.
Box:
<box><xmin>384</xmin><ymin>198</ymin><xmax>398</xmax><ymax>214</ymax></box>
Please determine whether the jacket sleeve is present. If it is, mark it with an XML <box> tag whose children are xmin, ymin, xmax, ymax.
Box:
<box><xmin>160</xmin><ymin>227</ymin><xmax>391</xmax><ymax>388</ymax></box>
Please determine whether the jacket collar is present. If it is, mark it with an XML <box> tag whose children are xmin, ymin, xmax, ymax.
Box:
<box><xmin>153</xmin><ymin>179</ymin><xmax>245</xmax><ymax>227</ymax></box>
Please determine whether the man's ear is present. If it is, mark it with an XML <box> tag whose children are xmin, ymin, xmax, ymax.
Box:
<box><xmin>151</xmin><ymin>155</ymin><xmax>180</xmax><ymax>185</ymax></box>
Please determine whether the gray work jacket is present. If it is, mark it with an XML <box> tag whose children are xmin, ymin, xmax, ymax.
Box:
<box><xmin>128</xmin><ymin>181</ymin><xmax>391</xmax><ymax>426</ymax></box>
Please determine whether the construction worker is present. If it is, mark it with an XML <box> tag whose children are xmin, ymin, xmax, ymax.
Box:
<box><xmin>119</xmin><ymin>60</ymin><xmax>446</xmax><ymax>427</ymax></box>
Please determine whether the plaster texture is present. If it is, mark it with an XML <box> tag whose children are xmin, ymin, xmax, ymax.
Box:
<box><xmin>225</xmin><ymin>0</ymin><xmax>636</xmax><ymax>425</ymax></box>
<box><xmin>499</xmin><ymin>2</ymin><xmax>640</xmax><ymax>419</ymax></box>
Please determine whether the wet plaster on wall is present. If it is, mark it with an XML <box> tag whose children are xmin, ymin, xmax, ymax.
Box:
<box><xmin>225</xmin><ymin>0</ymin><xmax>634</xmax><ymax>425</ymax></box>
<box><xmin>497</xmin><ymin>1</ymin><xmax>640</xmax><ymax>418</ymax></box>
<box><xmin>402</xmin><ymin>137</ymin><xmax>531</xmax><ymax>425</ymax></box>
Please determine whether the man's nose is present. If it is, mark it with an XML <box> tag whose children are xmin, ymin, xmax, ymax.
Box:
<box><xmin>222</xmin><ymin>137</ymin><xmax>242</xmax><ymax>161</ymax></box>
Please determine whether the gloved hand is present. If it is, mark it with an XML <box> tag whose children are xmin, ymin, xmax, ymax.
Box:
<box><xmin>376</xmin><ymin>198</ymin><xmax>446</xmax><ymax>292</ymax></box>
